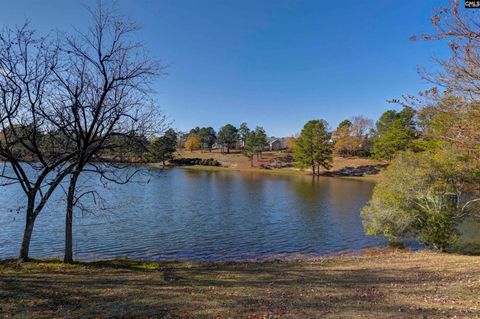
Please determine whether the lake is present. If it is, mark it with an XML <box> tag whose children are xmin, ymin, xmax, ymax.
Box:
<box><xmin>0</xmin><ymin>168</ymin><xmax>385</xmax><ymax>261</ymax></box>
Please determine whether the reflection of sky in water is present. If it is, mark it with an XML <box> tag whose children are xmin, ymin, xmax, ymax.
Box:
<box><xmin>1</xmin><ymin>168</ymin><xmax>388</xmax><ymax>261</ymax></box>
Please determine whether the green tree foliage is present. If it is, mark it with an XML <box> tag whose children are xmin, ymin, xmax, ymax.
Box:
<box><xmin>361</xmin><ymin>149</ymin><xmax>480</xmax><ymax>251</ymax></box>
<box><xmin>370</xmin><ymin>107</ymin><xmax>417</xmax><ymax>160</ymax></box>
<box><xmin>294</xmin><ymin>120</ymin><xmax>333</xmax><ymax>175</ymax></box>
<box><xmin>242</xmin><ymin>132</ymin><xmax>256</xmax><ymax>167</ymax></box>
<box><xmin>197</xmin><ymin>127</ymin><xmax>216</xmax><ymax>152</ymax></box>
<box><xmin>238</xmin><ymin>122</ymin><xmax>250</xmax><ymax>148</ymax></box>
<box><xmin>337</xmin><ymin>119</ymin><xmax>352</xmax><ymax>130</ymax></box>
<box><xmin>145</xmin><ymin>129</ymin><xmax>177</xmax><ymax>166</ymax></box>
<box><xmin>253</xmin><ymin>126</ymin><xmax>268</xmax><ymax>159</ymax></box>
<box><xmin>217</xmin><ymin>124</ymin><xmax>239</xmax><ymax>153</ymax></box>
<box><xmin>241</xmin><ymin>127</ymin><xmax>269</xmax><ymax>165</ymax></box>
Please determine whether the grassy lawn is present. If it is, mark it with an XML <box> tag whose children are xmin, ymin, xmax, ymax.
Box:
<box><xmin>152</xmin><ymin>150</ymin><xmax>384</xmax><ymax>180</ymax></box>
<box><xmin>1</xmin><ymin>250</ymin><xmax>480</xmax><ymax>318</ymax></box>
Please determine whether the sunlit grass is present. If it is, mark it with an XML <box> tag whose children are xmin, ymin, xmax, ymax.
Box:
<box><xmin>1</xmin><ymin>250</ymin><xmax>479</xmax><ymax>318</ymax></box>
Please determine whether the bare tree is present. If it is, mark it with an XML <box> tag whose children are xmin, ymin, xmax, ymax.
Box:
<box><xmin>413</xmin><ymin>0</ymin><xmax>480</xmax><ymax>155</ymax></box>
<box><xmin>417</xmin><ymin>0</ymin><xmax>480</xmax><ymax>99</ymax></box>
<box><xmin>46</xmin><ymin>2</ymin><xmax>165</xmax><ymax>263</ymax></box>
<box><xmin>351</xmin><ymin>116</ymin><xmax>373</xmax><ymax>138</ymax></box>
<box><xmin>0</xmin><ymin>25</ymin><xmax>78</xmax><ymax>260</ymax></box>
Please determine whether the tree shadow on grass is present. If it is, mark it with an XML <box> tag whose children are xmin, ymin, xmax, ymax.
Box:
<box><xmin>1</xmin><ymin>258</ymin><xmax>479</xmax><ymax>318</ymax></box>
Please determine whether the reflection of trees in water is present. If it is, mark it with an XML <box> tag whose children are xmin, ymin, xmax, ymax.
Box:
<box><xmin>288</xmin><ymin>177</ymin><xmax>375</xmax><ymax>221</ymax></box>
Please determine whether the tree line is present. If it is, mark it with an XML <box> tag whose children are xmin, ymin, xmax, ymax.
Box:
<box><xmin>145</xmin><ymin>106</ymin><xmax>418</xmax><ymax>172</ymax></box>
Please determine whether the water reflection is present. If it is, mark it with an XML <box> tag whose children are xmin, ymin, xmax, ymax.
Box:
<box><xmin>1</xmin><ymin>168</ymin><xmax>385</xmax><ymax>261</ymax></box>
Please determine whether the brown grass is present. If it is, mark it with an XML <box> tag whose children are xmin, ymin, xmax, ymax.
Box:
<box><xmin>1</xmin><ymin>250</ymin><xmax>480</xmax><ymax>318</ymax></box>
<box><xmin>164</xmin><ymin>150</ymin><xmax>382</xmax><ymax>179</ymax></box>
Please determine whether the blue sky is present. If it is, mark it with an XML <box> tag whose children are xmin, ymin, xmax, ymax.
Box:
<box><xmin>0</xmin><ymin>0</ymin><xmax>449</xmax><ymax>136</ymax></box>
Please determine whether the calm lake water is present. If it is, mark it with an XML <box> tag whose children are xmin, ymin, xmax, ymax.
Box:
<box><xmin>1</xmin><ymin>168</ymin><xmax>386</xmax><ymax>261</ymax></box>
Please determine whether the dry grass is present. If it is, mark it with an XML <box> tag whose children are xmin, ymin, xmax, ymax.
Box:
<box><xmin>166</xmin><ymin>150</ymin><xmax>382</xmax><ymax>179</ymax></box>
<box><xmin>1</xmin><ymin>250</ymin><xmax>480</xmax><ymax>318</ymax></box>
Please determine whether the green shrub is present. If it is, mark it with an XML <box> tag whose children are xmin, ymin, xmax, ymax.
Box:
<box><xmin>361</xmin><ymin>149</ymin><xmax>478</xmax><ymax>251</ymax></box>
<box><xmin>170</xmin><ymin>158</ymin><xmax>221</xmax><ymax>166</ymax></box>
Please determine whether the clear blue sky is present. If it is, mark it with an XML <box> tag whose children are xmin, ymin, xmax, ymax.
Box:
<box><xmin>0</xmin><ymin>0</ymin><xmax>449</xmax><ymax>136</ymax></box>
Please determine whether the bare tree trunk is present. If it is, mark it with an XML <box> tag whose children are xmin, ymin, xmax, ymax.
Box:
<box><xmin>19</xmin><ymin>213</ymin><xmax>35</xmax><ymax>260</ymax></box>
<box><xmin>64</xmin><ymin>172</ymin><xmax>80</xmax><ymax>264</ymax></box>
<box><xmin>19</xmin><ymin>196</ymin><xmax>36</xmax><ymax>261</ymax></box>
<box><xmin>19</xmin><ymin>220</ymin><xmax>34</xmax><ymax>261</ymax></box>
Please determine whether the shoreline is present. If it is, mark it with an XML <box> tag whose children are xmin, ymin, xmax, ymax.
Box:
<box><xmin>148</xmin><ymin>163</ymin><xmax>382</xmax><ymax>182</ymax></box>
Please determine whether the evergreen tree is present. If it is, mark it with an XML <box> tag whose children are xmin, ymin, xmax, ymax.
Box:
<box><xmin>145</xmin><ymin>129</ymin><xmax>177</xmax><ymax>167</ymax></box>
<box><xmin>238</xmin><ymin>122</ymin><xmax>250</xmax><ymax>148</ymax></box>
<box><xmin>217</xmin><ymin>124</ymin><xmax>239</xmax><ymax>153</ymax></box>
<box><xmin>253</xmin><ymin>126</ymin><xmax>268</xmax><ymax>159</ymax></box>
<box><xmin>198</xmin><ymin>127</ymin><xmax>216</xmax><ymax>152</ymax></box>
<box><xmin>371</xmin><ymin>107</ymin><xmax>417</xmax><ymax>160</ymax></box>
<box><xmin>294</xmin><ymin>120</ymin><xmax>333</xmax><ymax>175</ymax></box>
<box><xmin>242</xmin><ymin>131</ymin><xmax>256</xmax><ymax>167</ymax></box>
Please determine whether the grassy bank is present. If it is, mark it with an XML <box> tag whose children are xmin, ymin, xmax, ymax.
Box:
<box><xmin>149</xmin><ymin>150</ymin><xmax>384</xmax><ymax>181</ymax></box>
<box><xmin>1</xmin><ymin>250</ymin><xmax>479</xmax><ymax>318</ymax></box>
<box><xmin>175</xmin><ymin>165</ymin><xmax>382</xmax><ymax>182</ymax></box>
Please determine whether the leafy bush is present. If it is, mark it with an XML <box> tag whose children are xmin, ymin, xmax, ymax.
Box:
<box><xmin>170</xmin><ymin>158</ymin><xmax>221</xmax><ymax>166</ymax></box>
<box><xmin>361</xmin><ymin>149</ymin><xmax>479</xmax><ymax>251</ymax></box>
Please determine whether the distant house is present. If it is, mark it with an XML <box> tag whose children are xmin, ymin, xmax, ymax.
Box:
<box><xmin>266</xmin><ymin>137</ymin><xmax>283</xmax><ymax>151</ymax></box>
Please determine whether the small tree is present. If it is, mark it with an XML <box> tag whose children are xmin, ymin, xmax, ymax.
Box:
<box><xmin>333</xmin><ymin>116</ymin><xmax>373</xmax><ymax>157</ymax></box>
<box><xmin>294</xmin><ymin>120</ymin><xmax>333</xmax><ymax>175</ymax></box>
<box><xmin>333</xmin><ymin>120</ymin><xmax>355</xmax><ymax>157</ymax></box>
<box><xmin>185</xmin><ymin>133</ymin><xmax>201</xmax><ymax>152</ymax></box>
<box><xmin>238</xmin><ymin>122</ymin><xmax>250</xmax><ymax>148</ymax></box>
<box><xmin>242</xmin><ymin>131</ymin><xmax>256</xmax><ymax>167</ymax></box>
<box><xmin>198</xmin><ymin>127</ymin><xmax>216</xmax><ymax>152</ymax></box>
<box><xmin>253</xmin><ymin>126</ymin><xmax>268</xmax><ymax>159</ymax></box>
<box><xmin>371</xmin><ymin>107</ymin><xmax>417</xmax><ymax>160</ymax></box>
<box><xmin>217</xmin><ymin>124</ymin><xmax>239</xmax><ymax>153</ymax></box>
<box><xmin>146</xmin><ymin>129</ymin><xmax>177</xmax><ymax>167</ymax></box>
<box><xmin>286</xmin><ymin>136</ymin><xmax>297</xmax><ymax>153</ymax></box>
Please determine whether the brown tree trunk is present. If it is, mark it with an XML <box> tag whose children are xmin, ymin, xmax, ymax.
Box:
<box><xmin>64</xmin><ymin>172</ymin><xmax>80</xmax><ymax>264</ymax></box>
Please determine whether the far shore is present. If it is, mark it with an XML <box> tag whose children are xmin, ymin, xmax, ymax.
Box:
<box><xmin>149</xmin><ymin>163</ymin><xmax>382</xmax><ymax>182</ymax></box>
<box><xmin>148</xmin><ymin>150</ymin><xmax>384</xmax><ymax>182</ymax></box>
